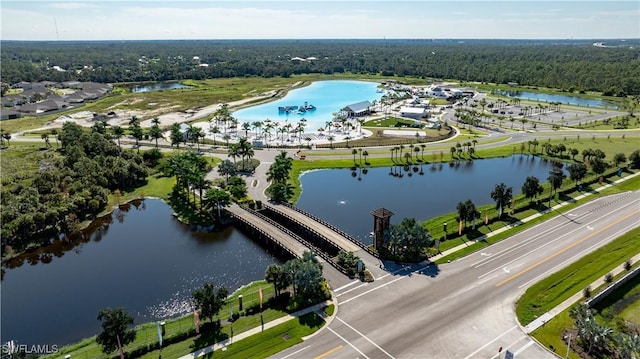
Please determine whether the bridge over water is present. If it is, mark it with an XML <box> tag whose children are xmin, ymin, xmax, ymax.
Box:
<box><xmin>229</xmin><ymin>202</ymin><xmax>381</xmax><ymax>280</ymax></box>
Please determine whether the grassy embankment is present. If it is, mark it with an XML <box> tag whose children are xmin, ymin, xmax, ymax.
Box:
<box><xmin>51</xmin><ymin>281</ymin><xmax>332</xmax><ymax>359</ymax></box>
<box><xmin>515</xmin><ymin>228</ymin><xmax>640</xmax><ymax>358</ymax></box>
<box><xmin>290</xmin><ymin>136</ymin><xmax>639</xmax><ymax>260</ymax></box>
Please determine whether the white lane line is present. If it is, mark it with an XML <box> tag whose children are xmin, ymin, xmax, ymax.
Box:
<box><xmin>514</xmin><ymin>340</ymin><xmax>536</xmax><ymax>356</ymax></box>
<box><xmin>336</xmin><ymin>317</ymin><xmax>395</xmax><ymax>359</ymax></box>
<box><xmin>337</xmin><ymin>265</ymin><xmax>418</xmax><ymax>297</ymax></box>
<box><xmin>328</xmin><ymin>327</ymin><xmax>370</xmax><ymax>359</ymax></box>
<box><xmin>471</xmin><ymin>196</ymin><xmax>640</xmax><ymax>269</ymax></box>
<box><xmin>334</xmin><ymin>280</ymin><xmax>361</xmax><ymax>293</ymax></box>
<box><xmin>463</xmin><ymin>326</ymin><xmax>518</xmax><ymax>359</ymax></box>
<box><xmin>340</xmin><ymin>265</ymin><xmax>430</xmax><ymax>305</ymax></box>
<box><xmin>340</xmin><ymin>276</ymin><xmax>405</xmax><ymax>304</ymax></box>
<box><xmin>518</xmin><ymin>222</ymin><xmax>640</xmax><ymax>289</ymax></box>
<box><xmin>336</xmin><ymin>283</ymin><xmax>370</xmax><ymax>297</ymax></box>
<box><xmin>477</xmin><ymin>200</ymin><xmax>640</xmax><ymax>280</ymax></box>
<box><xmin>279</xmin><ymin>345</ymin><xmax>311</xmax><ymax>359</ymax></box>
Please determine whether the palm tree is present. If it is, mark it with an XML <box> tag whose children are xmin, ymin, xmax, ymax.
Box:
<box><xmin>413</xmin><ymin>146</ymin><xmax>420</xmax><ymax>162</ymax></box>
<box><xmin>328</xmin><ymin>136</ymin><xmax>334</xmax><ymax>149</ymax></box>
<box><xmin>228</xmin><ymin>143</ymin><xmax>240</xmax><ymax>164</ymax></box>
<box><xmin>390</xmin><ymin>147</ymin><xmax>396</xmax><ymax>163</ymax></box>
<box><xmin>362</xmin><ymin>150</ymin><xmax>369</xmax><ymax>165</ymax></box>
<box><xmin>252</xmin><ymin>121</ymin><xmax>263</xmax><ymax>139</ymax></box>
<box><xmin>149</xmin><ymin>122</ymin><xmax>163</xmax><ymax>148</ymax></box>
<box><xmin>420</xmin><ymin>144</ymin><xmax>426</xmax><ymax>162</ymax></box>
<box><xmin>450</xmin><ymin>146</ymin><xmax>456</xmax><ymax>159</ymax></box>
<box><xmin>170</xmin><ymin>123</ymin><xmax>183</xmax><ymax>149</ymax></box>
<box><xmin>192</xmin><ymin>126</ymin><xmax>205</xmax><ymax>152</ymax></box>
<box><xmin>352</xmin><ymin>148</ymin><xmax>358</xmax><ymax>164</ymax></box>
<box><xmin>241</xmin><ymin>122</ymin><xmax>251</xmax><ymax>139</ymax></box>
<box><xmin>223</xmin><ymin>134</ymin><xmax>231</xmax><ymax>148</ymax></box>
<box><xmin>209</xmin><ymin>125</ymin><xmax>220</xmax><ymax>148</ymax></box>
<box><xmin>217</xmin><ymin>159</ymin><xmax>236</xmax><ymax>182</ymax></box>
<box><xmin>521</xmin><ymin>176</ymin><xmax>543</xmax><ymax>203</ymax></box>
<box><xmin>51</xmin><ymin>129</ymin><xmax>59</xmax><ymax>147</ymax></box>
<box><xmin>203</xmin><ymin>188</ymin><xmax>232</xmax><ymax>219</ymax></box>
<box><xmin>490</xmin><ymin>183</ymin><xmax>513</xmax><ymax>218</ymax></box>
<box><xmin>547</xmin><ymin>162</ymin><xmax>565</xmax><ymax>206</ymax></box>
<box><xmin>41</xmin><ymin>133</ymin><xmax>51</xmax><ymax>148</ymax></box>
<box><xmin>237</xmin><ymin>138</ymin><xmax>254</xmax><ymax>170</ymax></box>
<box><xmin>112</xmin><ymin>125</ymin><xmax>125</xmax><ymax>148</ymax></box>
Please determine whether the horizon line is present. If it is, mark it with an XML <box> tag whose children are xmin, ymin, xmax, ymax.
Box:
<box><xmin>2</xmin><ymin>37</ymin><xmax>639</xmax><ymax>42</ymax></box>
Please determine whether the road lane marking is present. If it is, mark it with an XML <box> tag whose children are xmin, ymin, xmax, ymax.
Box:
<box><xmin>514</xmin><ymin>340</ymin><xmax>536</xmax><ymax>356</ymax></box>
<box><xmin>340</xmin><ymin>276</ymin><xmax>405</xmax><ymax>304</ymax></box>
<box><xmin>496</xmin><ymin>209</ymin><xmax>640</xmax><ymax>287</ymax></box>
<box><xmin>280</xmin><ymin>345</ymin><xmax>311</xmax><ymax>359</ymax></box>
<box><xmin>340</xmin><ymin>265</ymin><xmax>429</xmax><ymax>304</ymax></box>
<box><xmin>472</xmin><ymin>196</ymin><xmax>640</xmax><ymax>269</ymax></box>
<box><xmin>463</xmin><ymin>325</ymin><xmax>518</xmax><ymax>359</ymax></box>
<box><xmin>313</xmin><ymin>345</ymin><xmax>343</xmax><ymax>359</ymax></box>
<box><xmin>336</xmin><ymin>317</ymin><xmax>395</xmax><ymax>359</ymax></box>
<box><xmin>518</xmin><ymin>222</ymin><xmax>639</xmax><ymax>289</ymax></box>
<box><xmin>328</xmin><ymin>327</ymin><xmax>370</xmax><ymax>359</ymax></box>
<box><xmin>478</xmin><ymin>201</ymin><xmax>640</xmax><ymax>280</ymax></box>
<box><xmin>334</xmin><ymin>281</ymin><xmax>360</xmax><ymax>292</ymax></box>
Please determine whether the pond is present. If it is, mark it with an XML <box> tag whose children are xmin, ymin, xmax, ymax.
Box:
<box><xmin>1</xmin><ymin>199</ymin><xmax>282</xmax><ymax>347</ymax></box>
<box><xmin>495</xmin><ymin>90</ymin><xmax>616</xmax><ymax>108</ymax></box>
<box><xmin>296</xmin><ymin>156</ymin><xmax>561</xmax><ymax>243</ymax></box>
<box><xmin>233</xmin><ymin>80</ymin><xmax>384</xmax><ymax>132</ymax></box>
<box><xmin>3</xmin><ymin>156</ymin><xmax>562</xmax><ymax>347</ymax></box>
<box><xmin>130</xmin><ymin>82</ymin><xmax>193</xmax><ymax>93</ymax></box>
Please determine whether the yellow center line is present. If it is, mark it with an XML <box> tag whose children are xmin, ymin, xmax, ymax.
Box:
<box><xmin>496</xmin><ymin>209</ymin><xmax>640</xmax><ymax>287</ymax></box>
<box><xmin>314</xmin><ymin>345</ymin><xmax>343</xmax><ymax>359</ymax></box>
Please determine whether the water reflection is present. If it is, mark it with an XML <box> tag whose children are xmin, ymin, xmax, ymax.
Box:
<box><xmin>297</xmin><ymin>156</ymin><xmax>560</xmax><ymax>244</ymax></box>
<box><xmin>2</xmin><ymin>199</ymin><xmax>281</xmax><ymax>347</ymax></box>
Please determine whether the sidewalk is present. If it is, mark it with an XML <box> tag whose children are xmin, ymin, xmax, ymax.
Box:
<box><xmin>178</xmin><ymin>300</ymin><xmax>333</xmax><ymax>359</ymax></box>
<box><xmin>524</xmin><ymin>254</ymin><xmax>639</xmax><ymax>333</ymax></box>
<box><xmin>181</xmin><ymin>171</ymin><xmax>637</xmax><ymax>358</ymax></box>
<box><xmin>430</xmin><ymin>171</ymin><xmax>640</xmax><ymax>262</ymax></box>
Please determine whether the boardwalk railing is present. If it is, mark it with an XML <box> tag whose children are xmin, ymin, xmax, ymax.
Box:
<box><xmin>277</xmin><ymin>202</ymin><xmax>378</xmax><ymax>257</ymax></box>
<box><xmin>231</xmin><ymin>212</ymin><xmax>298</xmax><ymax>260</ymax></box>
<box><xmin>237</xmin><ymin>205</ymin><xmax>350</xmax><ymax>275</ymax></box>
<box><xmin>262</xmin><ymin>205</ymin><xmax>343</xmax><ymax>255</ymax></box>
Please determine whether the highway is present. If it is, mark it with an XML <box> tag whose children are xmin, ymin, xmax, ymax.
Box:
<box><xmin>273</xmin><ymin>190</ymin><xmax>640</xmax><ymax>359</ymax></box>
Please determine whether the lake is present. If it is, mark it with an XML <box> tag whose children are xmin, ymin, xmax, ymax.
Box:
<box><xmin>233</xmin><ymin>80</ymin><xmax>384</xmax><ymax>132</ymax></box>
<box><xmin>2</xmin><ymin>155</ymin><xmax>561</xmax><ymax>347</ymax></box>
<box><xmin>296</xmin><ymin>156</ymin><xmax>560</xmax><ymax>243</ymax></box>
<box><xmin>1</xmin><ymin>200</ymin><xmax>282</xmax><ymax>347</ymax></box>
<box><xmin>496</xmin><ymin>90</ymin><xmax>615</xmax><ymax>108</ymax></box>
<box><xmin>131</xmin><ymin>82</ymin><xmax>193</xmax><ymax>93</ymax></box>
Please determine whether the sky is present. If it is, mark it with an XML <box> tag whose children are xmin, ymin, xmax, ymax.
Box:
<box><xmin>1</xmin><ymin>1</ymin><xmax>639</xmax><ymax>41</ymax></box>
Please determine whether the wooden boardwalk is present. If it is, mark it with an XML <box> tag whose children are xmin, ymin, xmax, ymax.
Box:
<box><xmin>265</xmin><ymin>203</ymin><xmax>362</xmax><ymax>253</ymax></box>
<box><xmin>227</xmin><ymin>202</ymin><xmax>381</xmax><ymax>278</ymax></box>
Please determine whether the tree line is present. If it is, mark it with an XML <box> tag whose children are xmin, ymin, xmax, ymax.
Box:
<box><xmin>2</xmin><ymin>39</ymin><xmax>638</xmax><ymax>95</ymax></box>
<box><xmin>1</xmin><ymin>122</ymin><xmax>150</xmax><ymax>254</ymax></box>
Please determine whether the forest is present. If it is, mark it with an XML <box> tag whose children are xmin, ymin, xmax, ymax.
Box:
<box><xmin>2</xmin><ymin>39</ymin><xmax>639</xmax><ymax>96</ymax></box>
<box><xmin>0</xmin><ymin>123</ymin><xmax>150</xmax><ymax>254</ymax></box>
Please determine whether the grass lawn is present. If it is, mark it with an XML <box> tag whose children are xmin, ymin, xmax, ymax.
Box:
<box><xmin>140</xmin><ymin>312</ymin><xmax>325</xmax><ymax>359</ymax></box>
<box><xmin>51</xmin><ymin>280</ymin><xmax>287</xmax><ymax>359</ymax></box>
<box><xmin>516</xmin><ymin>227</ymin><xmax>640</xmax><ymax>326</ymax></box>
<box><xmin>531</xmin><ymin>257</ymin><xmax>640</xmax><ymax>359</ymax></box>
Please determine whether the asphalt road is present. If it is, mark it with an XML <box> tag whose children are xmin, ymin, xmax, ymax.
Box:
<box><xmin>273</xmin><ymin>190</ymin><xmax>640</xmax><ymax>359</ymax></box>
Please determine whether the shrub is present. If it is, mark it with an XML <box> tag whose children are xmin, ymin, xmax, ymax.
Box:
<box><xmin>604</xmin><ymin>273</ymin><xmax>613</xmax><ymax>283</ymax></box>
<box><xmin>583</xmin><ymin>286</ymin><xmax>592</xmax><ymax>298</ymax></box>
<box><xmin>624</xmin><ymin>260</ymin><xmax>632</xmax><ymax>271</ymax></box>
